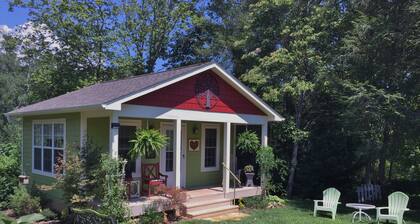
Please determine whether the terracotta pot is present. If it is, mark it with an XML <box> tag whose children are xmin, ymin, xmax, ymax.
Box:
<box><xmin>245</xmin><ymin>172</ymin><xmax>255</xmax><ymax>187</ymax></box>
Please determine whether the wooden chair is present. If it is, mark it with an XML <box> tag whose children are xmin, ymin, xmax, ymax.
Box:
<box><xmin>141</xmin><ymin>163</ymin><xmax>167</xmax><ymax>196</ymax></box>
<box><xmin>377</xmin><ymin>191</ymin><xmax>410</xmax><ymax>224</ymax></box>
<box><xmin>314</xmin><ymin>188</ymin><xmax>341</xmax><ymax>220</ymax></box>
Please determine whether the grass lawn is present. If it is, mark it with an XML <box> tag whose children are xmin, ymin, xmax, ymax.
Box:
<box><xmin>180</xmin><ymin>200</ymin><xmax>420</xmax><ymax>224</ymax></box>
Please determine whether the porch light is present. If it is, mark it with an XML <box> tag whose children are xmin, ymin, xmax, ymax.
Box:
<box><xmin>192</xmin><ymin>125</ymin><xmax>198</xmax><ymax>134</ymax></box>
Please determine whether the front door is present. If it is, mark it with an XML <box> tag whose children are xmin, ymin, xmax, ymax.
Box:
<box><xmin>118</xmin><ymin>120</ymin><xmax>142</xmax><ymax>178</ymax></box>
<box><xmin>160</xmin><ymin>123</ymin><xmax>187</xmax><ymax>188</ymax></box>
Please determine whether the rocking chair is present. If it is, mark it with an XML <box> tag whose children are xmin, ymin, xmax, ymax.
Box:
<box><xmin>141</xmin><ymin>163</ymin><xmax>168</xmax><ymax>196</ymax></box>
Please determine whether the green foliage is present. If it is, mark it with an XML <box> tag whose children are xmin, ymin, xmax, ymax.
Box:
<box><xmin>266</xmin><ymin>195</ymin><xmax>286</xmax><ymax>208</ymax></box>
<box><xmin>236</xmin><ymin>130</ymin><xmax>260</xmax><ymax>153</ymax></box>
<box><xmin>140</xmin><ymin>209</ymin><xmax>164</xmax><ymax>224</ymax></box>
<box><xmin>256</xmin><ymin>146</ymin><xmax>279</xmax><ymax>195</ymax></box>
<box><xmin>16</xmin><ymin>213</ymin><xmax>45</xmax><ymax>224</ymax></box>
<box><xmin>242</xmin><ymin>196</ymin><xmax>268</xmax><ymax>209</ymax></box>
<box><xmin>98</xmin><ymin>154</ymin><xmax>129</xmax><ymax>222</ymax></box>
<box><xmin>0</xmin><ymin>143</ymin><xmax>20</xmax><ymax>208</ymax></box>
<box><xmin>40</xmin><ymin>208</ymin><xmax>57</xmax><ymax>220</ymax></box>
<box><xmin>244</xmin><ymin>165</ymin><xmax>254</xmax><ymax>173</ymax></box>
<box><xmin>129</xmin><ymin>128</ymin><xmax>168</xmax><ymax>159</ymax></box>
<box><xmin>56</xmin><ymin>142</ymin><xmax>103</xmax><ymax>205</ymax></box>
<box><xmin>8</xmin><ymin>186</ymin><xmax>41</xmax><ymax>216</ymax></box>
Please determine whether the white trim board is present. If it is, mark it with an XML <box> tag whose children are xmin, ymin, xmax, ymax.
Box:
<box><xmin>116</xmin><ymin>104</ymin><xmax>269</xmax><ymax>124</ymax></box>
<box><xmin>201</xmin><ymin>123</ymin><xmax>220</xmax><ymax>172</ymax></box>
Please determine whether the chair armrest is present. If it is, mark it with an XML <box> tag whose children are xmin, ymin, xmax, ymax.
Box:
<box><xmin>337</xmin><ymin>202</ymin><xmax>342</xmax><ymax>204</ymax></box>
<box><xmin>376</xmin><ymin>207</ymin><xmax>388</xmax><ymax>215</ymax></box>
<box><xmin>313</xmin><ymin>200</ymin><xmax>323</xmax><ymax>206</ymax></box>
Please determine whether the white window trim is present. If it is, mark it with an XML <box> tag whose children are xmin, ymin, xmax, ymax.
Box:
<box><xmin>32</xmin><ymin>119</ymin><xmax>66</xmax><ymax>177</ymax></box>
<box><xmin>119</xmin><ymin>119</ymin><xmax>142</xmax><ymax>178</ymax></box>
<box><xmin>201</xmin><ymin>123</ymin><xmax>220</xmax><ymax>172</ymax></box>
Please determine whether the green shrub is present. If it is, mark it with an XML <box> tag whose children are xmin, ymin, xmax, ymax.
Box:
<box><xmin>242</xmin><ymin>196</ymin><xmax>268</xmax><ymax>209</ymax></box>
<box><xmin>99</xmin><ymin>154</ymin><xmax>129</xmax><ymax>222</ymax></box>
<box><xmin>41</xmin><ymin>208</ymin><xmax>58</xmax><ymax>220</ymax></box>
<box><xmin>266</xmin><ymin>195</ymin><xmax>286</xmax><ymax>208</ymax></box>
<box><xmin>9</xmin><ymin>185</ymin><xmax>41</xmax><ymax>216</ymax></box>
<box><xmin>140</xmin><ymin>208</ymin><xmax>164</xmax><ymax>224</ymax></box>
<box><xmin>236</xmin><ymin>130</ymin><xmax>260</xmax><ymax>153</ymax></box>
<box><xmin>16</xmin><ymin>213</ymin><xmax>46</xmax><ymax>223</ymax></box>
<box><xmin>0</xmin><ymin>143</ymin><xmax>20</xmax><ymax>208</ymax></box>
<box><xmin>244</xmin><ymin>164</ymin><xmax>254</xmax><ymax>173</ymax></box>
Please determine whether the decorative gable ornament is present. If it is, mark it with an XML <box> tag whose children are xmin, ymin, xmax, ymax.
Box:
<box><xmin>195</xmin><ymin>74</ymin><xmax>219</xmax><ymax>110</ymax></box>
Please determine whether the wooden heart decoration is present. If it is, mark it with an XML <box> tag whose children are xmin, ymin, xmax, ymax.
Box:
<box><xmin>189</xmin><ymin>139</ymin><xmax>200</xmax><ymax>151</ymax></box>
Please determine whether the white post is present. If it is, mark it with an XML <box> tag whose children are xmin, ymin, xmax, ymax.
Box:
<box><xmin>261</xmin><ymin>122</ymin><xmax>268</xmax><ymax>147</ymax></box>
<box><xmin>175</xmin><ymin>119</ymin><xmax>182</xmax><ymax>188</ymax></box>
<box><xmin>110</xmin><ymin>112</ymin><xmax>119</xmax><ymax>158</ymax></box>
<box><xmin>223</xmin><ymin>122</ymin><xmax>231</xmax><ymax>193</ymax></box>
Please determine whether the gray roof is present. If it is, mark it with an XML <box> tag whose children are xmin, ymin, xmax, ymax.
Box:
<box><xmin>7</xmin><ymin>62</ymin><xmax>213</xmax><ymax>116</ymax></box>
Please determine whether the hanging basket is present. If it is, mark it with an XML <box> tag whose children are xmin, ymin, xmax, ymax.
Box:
<box><xmin>18</xmin><ymin>175</ymin><xmax>29</xmax><ymax>185</ymax></box>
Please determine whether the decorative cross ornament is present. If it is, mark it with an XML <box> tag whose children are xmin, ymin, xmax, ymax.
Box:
<box><xmin>195</xmin><ymin>74</ymin><xmax>219</xmax><ymax>110</ymax></box>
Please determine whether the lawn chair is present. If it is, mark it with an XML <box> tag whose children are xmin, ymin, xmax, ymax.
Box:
<box><xmin>314</xmin><ymin>187</ymin><xmax>341</xmax><ymax>220</ymax></box>
<box><xmin>376</xmin><ymin>191</ymin><xmax>410</xmax><ymax>224</ymax></box>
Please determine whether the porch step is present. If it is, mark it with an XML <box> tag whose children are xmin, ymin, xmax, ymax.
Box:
<box><xmin>184</xmin><ymin>198</ymin><xmax>233</xmax><ymax>213</ymax></box>
<box><xmin>185</xmin><ymin>205</ymin><xmax>239</xmax><ymax>219</ymax></box>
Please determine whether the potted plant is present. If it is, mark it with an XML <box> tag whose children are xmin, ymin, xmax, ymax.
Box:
<box><xmin>244</xmin><ymin>165</ymin><xmax>255</xmax><ymax>187</ymax></box>
<box><xmin>129</xmin><ymin>128</ymin><xmax>168</xmax><ymax>159</ymax></box>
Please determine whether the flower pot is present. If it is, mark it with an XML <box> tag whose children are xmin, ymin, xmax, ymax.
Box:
<box><xmin>245</xmin><ymin>172</ymin><xmax>255</xmax><ymax>187</ymax></box>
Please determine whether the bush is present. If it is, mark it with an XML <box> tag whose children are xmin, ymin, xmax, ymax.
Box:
<box><xmin>9</xmin><ymin>185</ymin><xmax>41</xmax><ymax>216</ymax></box>
<box><xmin>236</xmin><ymin>130</ymin><xmax>260</xmax><ymax>153</ymax></box>
<box><xmin>140</xmin><ymin>208</ymin><xmax>164</xmax><ymax>224</ymax></box>
<box><xmin>266</xmin><ymin>195</ymin><xmax>285</xmax><ymax>208</ymax></box>
<box><xmin>56</xmin><ymin>141</ymin><xmax>103</xmax><ymax>205</ymax></box>
<box><xmin>99</xmin><ymin>154</ymin><xmax>129</xmax><ymax>222</ymax></box>
<box><xmin>0</xmin><ymin>143</ymin><xmax>20</xmax><ymax>208</ymax></box>
<box><xmin>41</xmin><ymin>208</ymin><xmax>58</xmax><ymax>220</ymax></box>
<box><xmin>242</xmin><ymin>196</ymin><xmax>268</xmax><ymax>209</ymax></box>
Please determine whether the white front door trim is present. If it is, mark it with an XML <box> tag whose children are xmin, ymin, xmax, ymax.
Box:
<box><xmin>201</xmin><ymin>123</ymin><xmax>220</xmax><ymax>172</ymax></box>
<box><xmin>160</xmin><ymin>122</ymin><xmax>187</xmax><ymax>188</ymax></box>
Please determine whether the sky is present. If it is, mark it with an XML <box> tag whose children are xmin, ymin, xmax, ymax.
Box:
<box><xmin>0</xmin><ymin>2</ymin><xmax>29</xmax><ymax>28</ymax></box>
<box><xmin>0</xmin><ymin>2</ymin><xmax>169</xmax><ymax>71</ymax></box>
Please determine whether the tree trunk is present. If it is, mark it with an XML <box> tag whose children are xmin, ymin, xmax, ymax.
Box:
<box><xmin>287</xmin><ymin>92</ymin><xmax>304</xmax><ymax>197</ymax></box>
<box><xmin>378</xmin><ymin>124</ymin><xmax>389</xmax><ymax>184</ymax></box>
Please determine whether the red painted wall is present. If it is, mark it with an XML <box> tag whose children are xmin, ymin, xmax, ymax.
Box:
<box><xmin>126</xmin><ymin>71</ymin><xmax>265</xmax><ymax>115</ymax></box>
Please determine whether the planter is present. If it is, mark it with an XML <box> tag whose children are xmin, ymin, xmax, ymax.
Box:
<box><xmin>245</xmin><ymin>172</ymin><xmax>255</xmax><ymax>187</ymax></box>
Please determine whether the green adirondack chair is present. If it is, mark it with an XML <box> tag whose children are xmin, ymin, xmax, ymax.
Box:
<box><xmin>377</xmin><ymin>191</ymin><xmax>410</xmax><ymax>224</ymax></box>
<box><xmin>313</xmin><ymin>188</ymin><xmax>341</xmax><ymax>220</ymax></box>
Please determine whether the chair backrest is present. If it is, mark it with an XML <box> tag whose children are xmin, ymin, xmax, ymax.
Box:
<box><xmin>388</xmin><ymin>191</ymin><xmax>409</xmax><ymax>216</ymax></box>
<box><xmin>357</xmin><ymin>184</ymin><xmax>382</xmax><ymax>203</ymax></box>
<box><xmin>323</xmin><ymin>188</ymin><xmax>341</xmax><ymax>208</ymax></box>
<box><xmin>141</xmin><ymin>163</ymin><xmax>160</xmax><ymax>179</ymax></box>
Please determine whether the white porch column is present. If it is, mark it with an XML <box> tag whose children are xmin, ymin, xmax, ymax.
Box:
<box><xmin>223</xmin><ymin>122</ymin><xmax>231</xmax><ymax>193</ymax></box>
<box><xmin>174</xmin><ymin>119</ymin><xmax>182</xmax><ymax>188</ymax></box>
<box><xmin>261</xmin><ymin>122</ymin><xmax>268</xmax><ymax>147</ymax></box>
<box><xmin>110</xmin><ymin>112</ymin><xmax>119</xmax><ymax>158</ymax></box>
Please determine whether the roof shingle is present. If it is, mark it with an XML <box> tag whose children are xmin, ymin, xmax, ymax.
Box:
<box><xmin>8</xmin><ymin>62</ymin><xmax>212</xmax><ymax>115</ymax></box>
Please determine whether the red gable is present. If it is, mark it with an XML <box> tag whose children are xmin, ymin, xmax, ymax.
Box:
<box><xmin>126</xmin><ymin>71</ymin><xmax>265</xmax><ymax>115</ymax></box>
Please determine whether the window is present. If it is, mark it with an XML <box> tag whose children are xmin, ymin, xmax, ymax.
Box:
<box><xmin>118</xmin><ymin>125</ymin><xmax>137</xmax><ymax>177</ymax></box>
<box><xmin>201</xmin><ymin>124</ymin><xmax>220</xmax><ymax>172</ymax></box>
<box><xmin>165</xmin><ymin>129</ymin><xmax>174</xmax><ymax>172</ymax></box>
<box><xmin>32</xmin><ymin>120</ymin><xmax>65</xmax><ymax>176</ymax></box>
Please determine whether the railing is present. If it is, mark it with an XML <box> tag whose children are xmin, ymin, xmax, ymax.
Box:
<box><xmin>222</xmin><ymin>162</ymin><xmax>242</xmax><ymax>204</ymax></box>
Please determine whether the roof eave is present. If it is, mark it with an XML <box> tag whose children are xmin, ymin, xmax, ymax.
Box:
<box><xmin>5</xmin><ymin>105</ymin><xmax>104</xmax><ymax>117</ymax></box>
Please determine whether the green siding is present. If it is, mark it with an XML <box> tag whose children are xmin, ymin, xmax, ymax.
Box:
<box><xmin>22</xmin><ymin>113</ymin><xmax>80</xmax><ymax>208</ymax></box>
<box><xmin>87</xmin><ymin>117</ymin><xmax>109</xmax><ymax>153</ymax></box>
<box><xmin>185</xmin><ymin>122</ymin><xmax>223</xmax><ymax>188</ymax></box>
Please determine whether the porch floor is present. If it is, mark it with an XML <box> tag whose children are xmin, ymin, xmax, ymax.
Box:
<box><xmin>185</xmin><ymin>186</ymin><xmax>262</xmax><ymax>200</ymax></box>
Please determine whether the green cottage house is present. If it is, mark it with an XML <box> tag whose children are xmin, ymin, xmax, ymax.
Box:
<box><xmin>6</xmin><ymin>62</ymin><xmax>283</xmax><ymax>217</ymax></box>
